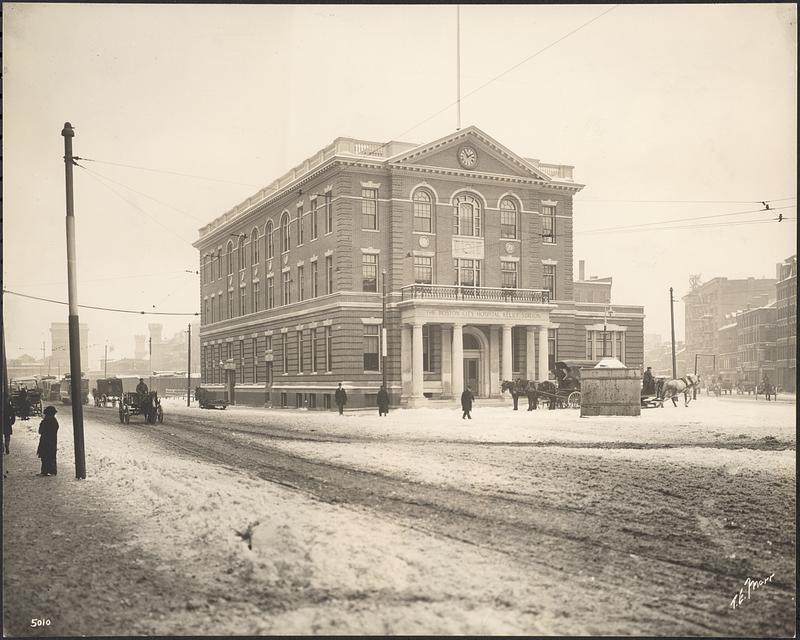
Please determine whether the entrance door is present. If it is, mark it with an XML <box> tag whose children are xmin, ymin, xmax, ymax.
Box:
<box><xmin>464</xmin><ymin>358</ymin><xmax>480</xmax><ymax>397</ymax></box>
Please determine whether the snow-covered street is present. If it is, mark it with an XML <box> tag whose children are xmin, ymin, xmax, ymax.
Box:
<box><xmin>3</xmin><ymin>396</ymin><xmax>796</xmax><ymax>636</ymax></box>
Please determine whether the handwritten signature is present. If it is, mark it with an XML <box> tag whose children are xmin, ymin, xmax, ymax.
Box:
<box><xmin>729</xmin><ymin>573</ymin><xmax>775</xmax><ymax>610</ymax></box>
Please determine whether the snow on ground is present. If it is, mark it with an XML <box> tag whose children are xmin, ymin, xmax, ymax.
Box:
<box><xmin>4</xmin><ymin>412</ymin><xmax>591</xmax><ymax>636</ymax></box>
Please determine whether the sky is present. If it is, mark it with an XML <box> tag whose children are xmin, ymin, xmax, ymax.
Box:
<box><xmin>3</xmin><ymin>3</ymin><xmax>797</xmax><ymax>366</ymax></box>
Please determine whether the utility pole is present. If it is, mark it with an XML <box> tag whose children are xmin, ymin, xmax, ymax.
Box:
<box><xmin>187</xmin><ymin>323</ymin><xmax>192</xmax><ymax>407</ymax></box>
<box><xmin>381</xmin><ymin>270</ymin><xmax>387</xmax><ymax>391</ymax></box>
<box><xmin>669</xmin><ymin>287</ymin><xmax>677</xmax><ymax>381</ymax></box>
<box><xmin>149</xmin><ymin>336</ymin><xmax>153</xmax><ymax>388</ymax></box>
<box><xmin>62</xmin><ymin>122</ymin><xmax>86</xmax><ymax>479</ymax></box>
<box><xmin>104</xmin><ymin>342</ymin><xmax>108</xmax><ymax>379</ymax></box>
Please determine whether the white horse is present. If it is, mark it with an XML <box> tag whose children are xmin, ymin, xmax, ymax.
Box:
<box><xmin>659</xmin><ymin>373</ymin><xmax>701</xmax><ymax>407</ymax></box>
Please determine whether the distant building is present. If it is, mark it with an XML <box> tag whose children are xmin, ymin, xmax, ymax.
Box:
<box><xmin>717</xmin><ymin>321</ymin><xmax>739</xmax><ymax>383</ymax></box>
<box><xmin>682</xmin><ymin>277</ymin><xmax>775</xmax><ymax>377</ymax></box>
<box><xmin>573</xmin><ymin>260</ymin><xmax>612</xmax><ymax>304</ymax></box>
<box><xmin>736</xmin><ymin>303</ymin><xmax>777</xmax><ymax>385</ymax></box>
<box><xmin>148</xmin><ymin>323</ymin><xmax>200</xmax><ymax>373</ymax></box>
<box><xmin>775</xmin><ymin>255</ymin><xmax>796</xmax><ymax>391</ymax></box>
<box><xmin>48</xmin><ymin>322</ymin><xmax>89</xmax><ymax>374</ymax></box>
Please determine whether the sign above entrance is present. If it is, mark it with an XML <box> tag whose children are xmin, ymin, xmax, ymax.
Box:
<box><xmin>452</xmin><ymin>237</ymin><xmax>484</xmax><ymax>259</ymax></box>
<box><xmin>404</xmin><ymin>306</ymin><xmax>550</xmax><ymax>324</ymax></box>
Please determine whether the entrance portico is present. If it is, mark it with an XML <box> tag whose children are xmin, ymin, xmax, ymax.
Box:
<box><xmin>397</xmin><ymin>285</ymin><xmax>555</xmax><ymax>405</ymax></box>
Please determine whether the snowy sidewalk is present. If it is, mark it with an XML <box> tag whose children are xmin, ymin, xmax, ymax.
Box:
<box><xmin>3</xmin><ymin>412</ymin><xmax>595</xmax><ymax>636</ymax></box>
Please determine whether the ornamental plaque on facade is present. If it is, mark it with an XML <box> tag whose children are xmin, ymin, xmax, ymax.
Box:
<box><xmin>452</xmin><ymin>236</ymin><xmax>484</xmax><ymax>259</ymax></box>
<box><xmin>505</xmin><ymin>242</ymin><xmax>514</xmax><ymax>254</ymax></box>
<box><xmin>419</xmin><ymin>236</ymin><xmax>430</xmax><ymax>248</ymax></box>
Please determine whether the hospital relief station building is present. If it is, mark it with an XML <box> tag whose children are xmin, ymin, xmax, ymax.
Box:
<box><xmin>194</xmin><ymin>126</ymin><xmax>644</xmax><ymax>409</ymax></box>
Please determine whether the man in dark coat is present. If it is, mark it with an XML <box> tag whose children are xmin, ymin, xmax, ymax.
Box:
<box><xmin>334</xmin><ymin>383</ymin><xmax>347</xmax><ymax>415</ymax></box>
<box><xmin>377</xmin><ymin>385</ymin><xmax>390</xmax><ymax>417</ymax></box>
<box><xmin>136</xmin><ymin>378</ymin><xmax>149</xmax><ymax>399</ymax></box>
<box><xmin>643</xmin><ymin>367</ymin><xmax>655</xmax><ymax>396</ymax></box>
<box><xmin>4</xmin><ymin>400</ymin><xmax>15</xmax><ymax>454</ymax></box>
<box><xmin>461</xmin><ymin>386</ymin><xmax>475</xmax><ymax>420</ymax></box>
<box><xmin>18</xmin><ymin>388</ymin><xmax>30</xmax><ymax>421</ymax></box>
<box><xmin>37</xmin><ymin>405</ymin><xmax>59</xmax><ymax>476</ymax></box>
<box><xmin>526</xmin><ymin>381</ymin><xmax>538</xmax><ymax>411</ymax></box>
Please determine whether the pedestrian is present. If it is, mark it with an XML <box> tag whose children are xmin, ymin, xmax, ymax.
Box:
<box><xmin>18</xmin><ymin>388</ymin><xmax>29</xmax><ymax>421</ymax></box>
<box><xmin>461</xmin><ymin>386</ymin><xmax>475</xmax><ymax>420</ymax></box>
<box><xmin>4</xmin><ymin>400</ymin><xmax>15</xmax><ymax>454</ymax></box>
<box><xmin>643</xmin><ymin>366</ymin><xmax>655</xmax><ymax>396</ymax></box>
<box><xmin>37</xmin><ymin>406</ymin><xmax>59</xmax><ymax>476</ymax></box>
<box><xmin>526</xmin><ymin>381</ymin><xmax>538</xmax><ymax>411</ymax></box>
<box><xmin>377</xmin><ymin>385</ymin><xmax>390</xmax><ymax>417</ymax></box>
<box><xmin>334</xmin><ymin>383</ymin><xmax>347</xmax><ymax>415</ymax></box>
<box><xmin>512</xmin><ymin>378</ymin><xmax>523</xmax><ymax>411</ymax></box>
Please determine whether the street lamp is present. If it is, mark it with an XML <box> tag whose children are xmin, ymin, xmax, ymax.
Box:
<box><xmin>381</xmin><ymin>269</ymin><xmax>387</xmax><ymax>391</ymax></box>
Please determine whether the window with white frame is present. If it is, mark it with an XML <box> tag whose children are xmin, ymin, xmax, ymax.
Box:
<box><xmin>413</xmin><ymin>190</ymin><xmax>433</xmax><ymax>233</ymax></box>
<box><xmin>297</xmin><ymin>206</ymin><xmax>304</xmax><ymax>245</ymax></box>
<box><xmin>501</xmin><ymin>260</ymin><xmax>518</xmax><ymax>288</ymax></box>
<box><xmin>363</xmin><ymin>325</ymin><xmax>380</xmax><ymax>371</ymax></box>
<box><xmin>543</xmin><ymin>264</ymin><xmax>556</xmax><ymax>299</ymax></box>
<box><xmin>297</xmin><ymin>265</ymin><xmax>305</xmax><ymax>301</ymax></box>
<box><xmin>251</xmin><ymin>228</ymin><xmax>260</xmax><ymax>265</ymax></box>
<box><xmin>226</xmin><ymin>241</ymin><xmax>234</xmax><ymax>275</ymax></box>
<box><xmin>500</xmin><ymin>199</ymin><xmax>518</xmax><ymax>239</ymax></box>
<box><xmin>325</xmin><ymin>194</ymin><xmax>333</xmax><ymax>234</ymax></box>
<box><xmin>297</xmin><ymin>330</ymin><xmax>304</xmax><ymax>373</ymax></box>
<box><xmin>280</xmin><ymin>213</ymin><xmax>290</xmax><ymax>253</ymax></box>
<box><xmin>362</xmin><ymin>188</ymin><xmax>378</xmax><ymax>230</ymax></box>
<box><xmin>239</xmin><ymin>286</ymin><xmax>246</xmax><ymax>317</ymax></box>
<box><xmin>325</xmin><ymin>326</ymin><xmax>332</xmax><ymax>372</ymax></box>
<box><xmin>362</xmin><ymin>254</ymin><xmax>378</xmax><ymax>292</ymax></box>
<box><xmin>281</xmin><ymin>333</ymin><xmax>288</xmax><ymax>373</ymax></box>
<box><xmin>227</xmin><ymin>290</ymin><xmax>234</xmax><ymax>319</ymax></box>
<box><xmin>326</xmin><ymin>256</ymin><xmax>334</xmax><ymax>294</ymax></box>
<box><xmin>266</xmin><ymin>276</ymin><xmax>274</xmax><ymax>309</ymax></box>
<box><xmin>266</xmin><ymin>221</ymin><xmax>274</xmax><ymax>259</ymax></box>
<box><xmin>586</xmin><ymin>330</ymin><xmax>624</xmax><ymax>360</ymax></box>
<box><xmin>453</xmin><ymin>194</ymin><xmax>482</xmax><ymax>237</ymax></box>
<box><xmin>311</xmin><ymin>261</ymin><xmax>319</xmax><ymax>298</ymax></box>
<box><xmin>310</xmin><ymin>199</ymin><xmax>318</xmax><ymax>240</ymax></box>
<box><xmin>238</xmin><ymin>339</ymin><xmax>245</xmax><ymax>383</ymax></box>
<box><xmin>454</xmin><ymin>258</ymin><xmax>481</xmax><ymax>286</ymax></box>
<box><xmin>311</xmin><ymin>328</ymin><xmax>319</xmax><ymax>372</ymax></box>
<box><xmin>252</xmin><ymin>337</ymin><xmax>258</xmax><ymax>382</ymax></box>
<box><xmin>238</xmin><ymin>235</ymin><xmax>246</xmax><ymax>272</ymax></box>
<box><xmin>414</xmin><ymin>255</ymin><xmax>433</xmax><ymax>284</ymax></box>
<box><xmin>216</xmin><ymin>296</ymin><xmax>221</xmax><ymax>322</ymax></box>
<box><xmin>252</xmin><ymin>280</ymin><xmax>260</xmax><ymax>313</ymax></box>
<box><xmin>542</xmin><ymin>204</ymin><xmax>556</xmax><ymax>243</ymax></box>
<box><xmin>282</xmin><ymin>270</ymin><xmax>291</xmax><ymax>305</ymax></box>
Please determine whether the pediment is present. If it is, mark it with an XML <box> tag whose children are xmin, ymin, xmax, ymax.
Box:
<box><xmin>388</xmin><ymin>126</ymin><xmax>551</xmax><ymax>181</ymax></box>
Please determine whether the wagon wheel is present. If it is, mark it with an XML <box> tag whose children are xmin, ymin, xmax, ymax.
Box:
<box><xmin>567</xmin><ymin>391</ymin><xmax>581</xmax><ymax>409</ymax></box>
<box><xmin>157</xmin><ymin>405</ymin><xmax>164</xmax><ymax>423</ymax></box>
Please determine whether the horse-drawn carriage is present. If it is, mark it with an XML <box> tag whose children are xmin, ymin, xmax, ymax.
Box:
<box><xmin>119</xmin><ymin>391</ymin><xmax>163</xmax><ymax>424</ymax></box>
<box><xmin>195</xmin><ymin>385</ymin><xmax>228</xmax><ymax>410</ymax></box>
<box><xmin>93</xmin><ymin>377</ymin><xmax>124</xmax><ymax>407</ymax></box>
<box><xmin>502</xmin><ymin>360</ymin><xmax>590</xmax><ymax>409</ymax></box>
<box><xmin>9</xmin><ymin>381</ymin><xmax>43</xmax><ymax>419</ymax></box>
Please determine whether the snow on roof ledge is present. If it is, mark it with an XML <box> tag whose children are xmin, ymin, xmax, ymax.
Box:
<box><xmin>594</xmin><ymin>357</ymin><xmax>627</xmax><ymax>369</ymax></box>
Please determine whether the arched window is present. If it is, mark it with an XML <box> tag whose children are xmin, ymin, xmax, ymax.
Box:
<box><xmin>226</xmin><ymin>241</ymin><xmax>234</xmax><ymax>275</ymax></box>
<box><xmin>500</xmin><ymin>199</ymin><xmax>518</xmax><ymax>239</ymax></box>
<box><xmin>251</xmin><ymin>228</ymin><xmax>260</xmax><ymax>265</ymax></box>
<box><xmin>265</xmin><ymin>221</ymin><xmax>274</xmax><ymax>259</ymax></box>
<box><xmin>280</xmin><ymin>212</ymin><xmax>290</xmax><ymax>253</ymax></box>
<box><xmin>238</xmin><ymin>235</ymin><xmax>246</xmax><ymax>271</ymax></box>
<box><xmin>413</xmin><ymin>189</ymin><xmax>433</xmax><ymax>233</ymax></box>
<box><xmin>453</xmin><ymin>194</ymin><xmax>482</xmax><ymax>237</ymax></box>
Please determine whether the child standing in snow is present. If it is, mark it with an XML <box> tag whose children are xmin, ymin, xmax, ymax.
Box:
<box><xmin>37</xmin><ymin>406</ymin><xmax>59</xmax><ymax>476</ymax></box>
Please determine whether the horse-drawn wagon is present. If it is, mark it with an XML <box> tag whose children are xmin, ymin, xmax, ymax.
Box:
<box><xmin>195</xmin><ymin>385</ymin><xmax>228</xmax><ymax>409</ymax></box>
<box><xmin>119</xmin><ymin>391</ymin><xmax>163</xmax><ymax>424</ymax></box>
<box><xmin>10</xmin><ymin>380</ymin><xmax>43</xmax><ymax>419</ymax></box>
<box><xmin>93</xmin><ymin>377</ymin><xmax>124</xmax><ymax>407</ymax></box>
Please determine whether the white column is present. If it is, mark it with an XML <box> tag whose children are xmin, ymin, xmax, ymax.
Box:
<box><xmin>526</xmin><ymin>326</ymin><xmax>537</xmax><ymax>380</ymax></box>
<box><xmin>489</xmin><ymin>326</ymin><xmax>500</xmax><ymax>397</ymax></box>
<box><xmin>412</xmin><ymin>322</ymin><xmax>424</xmax><ymax>398</ymax></box>
<box><xmin>538</xmin><ymin>325</ymin><xmax>549</xmax><ymax>381</ymax></box>
<box><xmin>501</xmin><ymin>324</ymin><xmax>513</xmax><ymax>382</ymax></box>
<box><xmin>452</xmin><ymin>323</ymin><xmax>464</xmax><ymax>399</ymax></box>
<box><xmin>400</xmin><ymin>324</ymin><xmax>412</xmax><ymax>400</ymax></box>
<box><xmin>441</xmin><ymin>325</ymin><xmax>453</xmax><ymax>398</ymax></box>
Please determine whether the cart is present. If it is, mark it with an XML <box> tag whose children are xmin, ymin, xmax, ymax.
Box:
<box><xmin>119</xmin><ymin>391</ymin><xmax>163</xmax><ymax>424</ymax></box>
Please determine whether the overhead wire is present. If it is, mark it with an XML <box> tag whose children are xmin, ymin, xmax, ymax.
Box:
<box><xmin>73</xmin><ymin>157</ymin><xmax>260</xmax><ymax>188</ymax></box>
<box><xmin>576</xmin><ymin>197</ymin><xmax>796</xmax><ymax>204</ymax></box>
<box><xmin>3</xmin><ymin>289</ymin><xmax>198</xmax><ymax>316</ymax></box>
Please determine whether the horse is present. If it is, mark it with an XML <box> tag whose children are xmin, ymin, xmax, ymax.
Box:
<box><xmin>757</xmin><ymin>381</ymin><xmax>775</xmax><ymax>401</ymax></box>
<box><xmin>659</xmin><ymin>373</ymin><xmax>701</xmax><ymax>407</ymax></box>
<box><xmin>501</xmin><ymin>378</ymin><xmax>531</xmax><ymax>410</ymax></box>
<box><xmin>141</xmin><ymin>391</ymin><xmax>161</xmax><ymax>423</ymax></box>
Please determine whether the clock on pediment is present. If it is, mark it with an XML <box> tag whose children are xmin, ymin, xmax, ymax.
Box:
<box><xmin>458</xmin><ymin>145</ymin><xmax>478</xmax><ymax>169</ymax></box>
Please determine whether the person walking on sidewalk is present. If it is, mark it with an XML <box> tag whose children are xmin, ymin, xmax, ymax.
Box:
<box><xmin>334</xmin><ymin>383</ymin><xmax>347</xmax><ymax>415</ymax></box>
<box><xmin>4</xmin><ymin>400</ymin><xmax>15</xmax><ymax>454</ymax></box>
<box><xmin>37</xmin><ymin>406</ymin><xmax>59</xmax><ymax>476</ymax></box>
<box><xmin>461</xmin><ymin>386</ymin><xmax>475</xmax><ymax>420</ymax></box>
<box><xmin>377</xmin><ymin>385</ymin><xmax>390</xmax><ymax>417</ymax></box>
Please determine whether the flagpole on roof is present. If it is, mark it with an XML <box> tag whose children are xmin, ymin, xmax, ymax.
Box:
<box><xmin>456</xmin><ymin>5</ymin><xmax>461</xmax><ymax>131</ymax></box>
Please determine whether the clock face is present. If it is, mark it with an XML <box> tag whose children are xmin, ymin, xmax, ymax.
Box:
<box><xmin>458</xmin><ymin>145</ymin><xmax>478</xmax><ymax>169</ymax></box>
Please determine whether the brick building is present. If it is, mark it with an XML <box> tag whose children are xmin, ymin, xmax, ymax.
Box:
<box><xmin>682</xmin><ymin>277</ymin><xmax>775</xmax><ymax>377</ymax></box>
<box><xmin>775</xmin><ymin>254</ymin><xmax>796</xmax><ymax>390</ymax></box>
<box><xmin>194</xmin><ymin>126</ymin><xmax>644</xmax><ymax>408</ymax></box>
<box><xmin>736</xmin><ymin>303</ymin><xmax>777</xmax><ymax>385</ymax></box>
<box><xmin>573</xmin><ymin>260</ymin><xmax>612</xmax><ymax>304</ymax></box>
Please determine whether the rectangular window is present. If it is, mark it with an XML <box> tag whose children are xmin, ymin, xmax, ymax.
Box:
<box><xmin>239</xmin><ymin>339</ymin><xmax>245</xmax><ymax>383</ymax></box>
<box><xmin>414</xmin><ymin>256</ymin><xmax>433</xmax><ymax>284</ymax></box>
<box><xmin>204</xmin><ymin>299</ymin><xmax>210</xmax><ymax>324</ymax></box>
<box><xmin>325</xmin><ymin>194</ymin><xmax>333</xmax><ymax>234</ymax></box>
<box><xmin>548</xmin><ymin>329</ymin><xmax>558</xmax><ymax>373</ymax></box>
<box><xmin>252</xmin><ymin>337</ymin><xmax>258</xmax><ymax>383</ymax></box>
<box><xmin>239</xmin><ymin>286</ymin><xmax>247</xmax><ymax>316</ymax></box>
<box><xmin>615</xmin><ymin>332</ymin><xmax>623</xmax><ymax>362</ymax></box>
<box><xmin>512</xmin><ymin>327</ymin><xmax>524</xmax><ymax>373</ymax></box>
<box><xmin>501</xmin><ymin>260</ymin><xmax>518</xmax><ymax>288</ymax></box>
<box><xmin>297</xmin><ymin>206</ymin><xmax>304</xmax><ymax>245</ymax></box>
<box><xmin>362</xmin><ymin>187</ymin><xmax>378</xmax><ymax>230</ymax></box>
<box><xmin>454</xmin><ymin>258</ymin><xmax>481</xmax><ymax>287</ymax></box>
<box><xmin>298</xmin><ymin>266</ymin><xmax>305</xmax><ymax>301</ymax></box>
<box><xmin>297</xmin><ymin>331</ymin><xmax>304</xmax><ymax>373</ymax></box>
<box><xmin>282</xmin><ymin>271</ymin><xmax>291</xmax><ymax>306</ymax></box>
<box><xmin>311</xmin><ymin>261</ymin><xmax>319</xmax><ymax>298</ymax></box>
<box><xmin>364</xmin><ymin>325</ymin><xmax>380</xmax><ymax>371</ymax></box>
<box><xmin>310</xmin><ymin>199</ymin><xmax>318</xmax><ymax>240</ymax></box>
<box><xmin>500</xmin><ymin>209</ymin><xmax>517</xmax><ymax>239</ymax></box>
<box><xmin>413</xmin><ymin>194</ymin><xmax>433</xmax><ymax>232</ymax></box>
<box><xmin>325</xmin><ymin>326</ymin><xmax>332</xmax><ymax>372</ymax></box>
<box><xmin>252</xmin><ymin>280</ymin><xmax>260</xmax><ymax>313</ymax></box>
<box><xmin>281</xmin><ymin>334</ymin><xmax>288</xmax><ymax>373</ymax></box>
<box><xmin>362</xmin><ymin>254</ymin><xmax>378</xmax><ymax>292</ymax></box>
<box><xmin>312</xmin><ymin>329</ymin><xmax>319</xmax><ymax>372</ymax></box>
<box><xmin>227</xmin><ymin>290</ymin><xmax>234</xmax><ymax>319</ymax></box>
<box><xmin>266</xmin><ymin>277</ymin><xmax>274</xmax><ymax>309</ymax></box>
<box><xmin>543</xmin><ymin>264</ymin><xmax>556</xmax><ymax>299</ymax></box>
<box><xmin>216</xmin><ymin>296</ymin><xmax>221</xmax><ymax>323</ymax></box>
<box><xmin>542</xmin><ymin>205</ymin><xmax>556</xmax><ymax>243</ymax></box>
<box><xmin>326</xmin><ymin>256</ymin><xmax>334</xmax><ymax>294</ymax></box>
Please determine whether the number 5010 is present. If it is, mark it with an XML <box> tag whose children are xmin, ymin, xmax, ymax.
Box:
<box><xmin>31</xmin><ymin>618</ymin><xmax>51</xmax><ymax>628</ymax></box>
